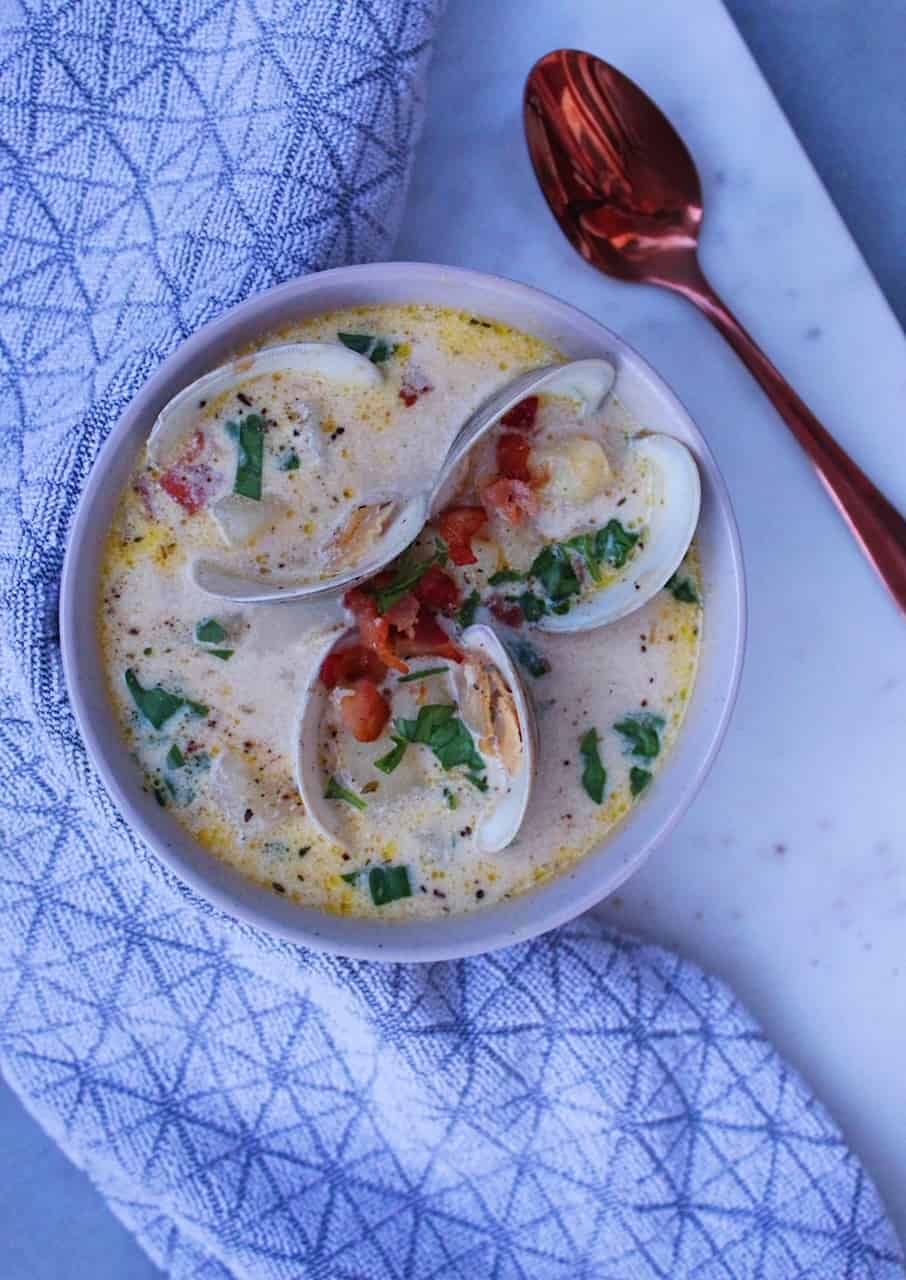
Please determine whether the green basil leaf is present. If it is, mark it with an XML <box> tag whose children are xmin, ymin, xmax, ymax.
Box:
<box><xmin>337</xmin><ymin>332</ymin><xmax>373</xmax><ymax>355</ymax></box>
<box><xmin>368</xmin><ymin>865</ymin><xmax>412</xmax><ymax>905</ymax></box>
<box><xmin>630</xmin><ymin>766</ymin><xmax>652</xmax><ymax>796</ymax></box>
<box><xmin>278</xmin><ymin>449</ymin><xmax>300</xmax><ymax>472</ymax></box>
<box><xmin>666</xmin><ymin>572</ymin><xmax>699</xmax><ymax>604</ymax></box>
<box><xmin>518</xmin><ymin>590</ymin><xmax>547</xmax><ymax>622</ymax></box>
<box><xmin>465</xmin><ymin>772</ymin><xmax>489</xmax><ymax>792</ymax></box>
<box><xmin>375</xmin><ymin>736</ymin><xmax>408</xmax><ymax>774</ymax></box>
<box><xmin>234</xmin><ymin>413</ymin><xmax>264</xmax><ymax>500</ymax></box>
<box><xmin>456</xmin><ymin>588</ymin><xmax>480</xmax><ymax>629</ymax></box>
<box><xmin>614</xmin><ymin>712</ymin><xmax>665</xmax><ymax>759</ymax></box>
<box><xmin>395</xmin><ymin>703</ymin><xmax>454</xmax><ymax>745</ymax></box>
<box><xmin>166</xmin><ymin>744</ymin><xmax>185</xmax><ymax>769</ymax></box>
<box><xmin>579</xmin><ymin>728</ymin><xmax>607</xmax><ymax>804</ymax></box>
<box><xmin>209</xmin><ymin>649</ymin><xmax>234</xmax><ymax>661</ymax></box>
<box><xmin>394</xmin><ymin>705</ymin><xmax>484</xmax><ymax>773</ymax></box>
<box><xmin>530</xmin><ymin>544</ymin><xmax>581</xmax><ymax>601</ymax></box>
<box><xmin>510</xmin><ymin>639</ymin><xmax>550</xmax><ymax>678</ymax></box>
<box><xmin>125</xmin><ymin>669</ymin><xmax>186</xmax><ymax>730</ymax></box>
<box><xmin>324</xmin><ymin>776</ymin><xmax>367</xmax><ymax>810</ymax></box>
<box><xmin>196</xmin><ymin>618</ymin><xmax>227</xmax><ymax>644</ymax></box>
<box><xmin>488</xmin><ymin>568</ymin><xmax>526</xmax><ymax>586</ymax></box>
<box><xmin>564</xmin><ymin>532</ymin><xmax>603</xmax><ymax>582</ymax></box>
<box><xmin>186</xmin><ymin>697</ymin><xmax>210</xmax><ymax>718</ymax></box>
<box><xmin>397</xmin><ymin>665</ymin><xmax>448</xmax><ymax>684</ymax></box>
<box><xmin>373</xmin><ymin>547</ymin><xmax>441</xmax><ymax>613</ymax></box>
<box><xmin>596</xmin><ymin>519</ymin><xmax>639</xmax><ymax>569</ymax></box>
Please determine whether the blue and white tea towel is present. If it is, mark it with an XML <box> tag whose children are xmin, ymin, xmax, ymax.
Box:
<box><xmin>0</xmin><ymin>2</ymin><xmax>901</xmax><ymax>1276</ymax></box>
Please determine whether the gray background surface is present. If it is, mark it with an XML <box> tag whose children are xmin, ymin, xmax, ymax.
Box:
<box><xmin>2</xmin><ymin>3</ymin><xmax>903</xmax><ymax>1275</ymax></box>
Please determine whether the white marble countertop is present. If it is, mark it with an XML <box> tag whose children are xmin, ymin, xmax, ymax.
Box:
<box><xmin>396</xmin><ymin>0</ymin><xmax>906</xmax><ymax>1242</ymax></box>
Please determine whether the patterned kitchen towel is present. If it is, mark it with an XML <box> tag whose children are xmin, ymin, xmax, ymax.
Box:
<box><xmin>0</xmin><ymin>0</ymin><xmax>901</xmax><ymax>1276</ymax></box>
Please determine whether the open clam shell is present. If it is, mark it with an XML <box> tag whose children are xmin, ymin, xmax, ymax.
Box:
<box><xmin>536</xmin><ymin>433</ymin><xmax>701</xmax><ymax>632</ymax></box>
<box><xmin>293</xmin><ymin>623</ymin><xmax>538</xmax><ymax>854</ymax></box>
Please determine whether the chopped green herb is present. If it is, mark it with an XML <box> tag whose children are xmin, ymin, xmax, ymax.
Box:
<box><xmin>597</xmin><ymin>519</ymin><xmax>639</xmax><ymax>569</ymax></box>
<box><xmin>518</xmin><ymin>590</ymin><xmax>547</xmax><ymax>622</ymax></box>
<box><xmin>465</xmin><ymin>772</ymin><xmax>489</xmax><ymax>792</ymax></box>
<box><xmin>186</xmin><ymin>697</ymin><xmax>209</xmax><ymax>718</ymax></box>
<box><xmin>456</xmin><ymin>588</ymin><xmax>481</xmax><ymax>629</ymax></box>
<box><xmin>444</xmin><ymin>788</ymin><xmax>458</xmax><ymax>810</ymax></box>
<box><xmin>530</xmin><ymin>543</ymin><xmax>581</xmax><ymax>602</ymax></box>
<box><xmin>551</xmin><ymin>601</ymin><xmax>571</xmax><ymax>616</ymax></box>
<box><xmin>394</xmin><ymin>704</ymin><xmax>485</xmax><ymax>773</ymax></box>
<box><xmin>209</xmin><ymin>649</ymin><xmax>234</xmax><ymax>661</ymax></box>
<box><xmin>579</xmin><ymin>728</ymin><xmax>607</xmax><ymax>804</ymax></box>
<box><xmin>630</xmin><ymin>766</ymin><xmax>652</xmax><ymax>796</ymax></box>
<box><xmin>511</xmin><ymin>638</ymin><xmax>551</xmax><ymax>678</ymax></box>
<box><xmin>337</xmin><ymin>332</ymin><xmax>372</xmax><ymax>355</ymax></box>
<box><xmin>125</xmin><ymin>669</ymin><xmax>195</xmax><ymax>730</ymax></box>
<box><xmin>142</xmin><ymin>646</ymin><xmax>153</xmax><ymax>656</ymax></box>
<box><xmin>153</xmin><ymin>784</ymin><xmax>167</xmax><ymax>807</ymax></box>
<box><xmin>565</xmin><ymin>532</ymin><xmax>604</xmax><ymax>582</ymax></box>
<box><xmin>666</xmin><ymin>572</ymin><xmax>699</xmax><ymax>604</ymax></box>
<box><xmin>368</xmin><ymin>865</ymin><xmax>411</xmax><ymax>905</ymax></box>
<box><xmin>278</xmin><ymin>448</ymin><xmax>300</xmax><ymax>472</ymax></box>
<box><xmin>233</xmin><ymin>413</ymin><xmax>264</xmax><ymax>500</ymax></box>
<box><xmin>166</xmin><ymin>744</ymin><xmax>185</xmax><ymax>769</ymax></box>
<box><xmin>196</xmin><ymin>618</ymin><xmax>228</xmax><ymax>645</ymax></box>
<box><xmin>373</xmin><ymin>546</ymin><xmax>443</xmax><ymax>613</ymax></box>
<box><xmin>374</xmin><ymin>736</ymin><xmax>408</xmax><ymax>774</ymax></box>
<box><xmin>341</xmin><ymin>870</ymin><xmax>361</xmax><ymax>885</ymax></box>
<box><xmin>488</xmin><ymin>568</ymin><xmax>526</xmax><ymax>586</ymax></box>
<box><xmin>324</xmin><ymin>776</ymin><xmax>367</xmax><ymax>810</ymax></box>
<box><xmin>614</xmin><ymin>712</ymin><xmax>665</xmax><ymax>759</ymax></box>
<box><xmin>434</xmin><ymin>536</ymin><xmax>449</xmax><ymax>566</ymax></box>
<box><xmin>337</xmin><ymin>332</ymin><xmax>397</xmax><ymax>364</ymax></box>
<box><xmin>397</xmin><ymin>665</ymin><xmax>448</xmax><ymax>684</ymax></box>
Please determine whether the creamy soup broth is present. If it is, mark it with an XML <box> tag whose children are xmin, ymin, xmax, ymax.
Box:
<box><xmin>99</xmin><ymin>304</ymin><xmax>702</xmax><ymax>920</ymax></box>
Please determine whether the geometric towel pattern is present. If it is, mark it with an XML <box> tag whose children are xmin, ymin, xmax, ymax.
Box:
<box><xmin>0</xmin><ymin>0</ymin><xmax>902</xmax><ymax>1274</ymax></box>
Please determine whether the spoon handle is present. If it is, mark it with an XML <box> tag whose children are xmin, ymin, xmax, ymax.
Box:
<box><xmin>666</xmin><ymin>259</ymin><xmax>906</xmax><ymax>614</ymax></box>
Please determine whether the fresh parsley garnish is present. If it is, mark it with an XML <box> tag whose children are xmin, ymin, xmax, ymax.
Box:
<box><xmin>597</xmin><ymin>519</ymin><xmax>639</xmax><ymax>569</ymax></box>
<box><xmin>510</xmin><ymin>639</ymin><xmax>550</xmax><ymax>678</ymax></box>
<box><xmin>343</xmin><ymin>864</ymin><xmax>412</xmax><ymax>906</ymax></box>
<box><xmin>395</xmin><ymin>704</ymin><xmax>485</xmax><ymax>773</ymax></box>
<box><xmin>232</xmin><ymin>413</ymin><xmax>264</xmax><ymax>500</ymax></box>
<box><xmin>397</xmin><ymin>665</ymin><xmax>448</xmax><ymax>684</ymax></box>
<box><xmin>630</xmin><ymin>766</ymin><xmax>652</xmax><ymax>796</ymax></box>
<box><xmin>337</xmin><ymin>332</ymin><xmax>398</xmax><ymax>364</ymax></box>
<box><xmin>374</xmin><ymin>736</ymin><xmax>408</xmax><ymax>774</ymax></box>
<box><xmin>324</xmin><ymin>776</ymin><xmax>367</xmax><ymax>810</ymax></box>
<box><xmin>614</xmin><ymin>712</ymin><xmax>665</xmax><ymax>759</ymax></box>
<box><xmin>530</xmin><ymin>544</ymin><xmax>581</xmax><ymax>602</ymax></box>
<box><xmin>124</xmin><ymin>669</ymin><xmax>208</xmax><ymax>730</ymax></box>
<box><xmin>579</xmin><ymin>728</ymin><xmax>607</xmax><ymax>804</ymax></box>
<box><xmin>196</xmin><ymin>618</ymin><xmax>227</xmax><ymax>645</ymax></box>
<box><xmin>372</xmin><ymin>546</ymin><xmax>443</xmax><ymax>613</ymax></box>
<box><xmin>518</xmin><ymin>590</ymin><xmax>547</xmax><ymax>622</ymax></box>
<box><xmin>456</xmin><ymin>589</ymin><xmax>480</xmax><ymax>629</ymax></box>
<box><xmin>666</xmin><ymin>572</ymin><xmax>699</xmax><ymax>604</ymax></box>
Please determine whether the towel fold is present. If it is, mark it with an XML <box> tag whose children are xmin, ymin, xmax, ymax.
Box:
<box><xmin>0</xmin><ymin>0</ymin><xmax>900</xmax><ymax>1275</ymax></box>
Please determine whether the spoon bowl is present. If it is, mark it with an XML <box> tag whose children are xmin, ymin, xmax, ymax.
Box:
<box><xmin>525</xmin><ymin>49</ymin><xmax>906</xmax><ymax>615</ymax></box>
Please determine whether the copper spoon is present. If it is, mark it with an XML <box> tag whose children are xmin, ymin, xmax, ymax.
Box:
<box><xmin>524</xmin><ymin>48</ymin><xmax>906</xmax><ymax>613</ymax></box>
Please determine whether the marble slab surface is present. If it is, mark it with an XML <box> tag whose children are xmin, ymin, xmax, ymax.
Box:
<box><xmin>395</xmin><ymin>0</ymin><xmax>906</xmax><ymax>1241</ymax></box>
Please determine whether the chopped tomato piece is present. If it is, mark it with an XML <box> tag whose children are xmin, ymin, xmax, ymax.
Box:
<box><xmin>394</xmin><ymin>610</ymin><xmax>463</xmax><ymax>662</ymax></box>
<box><xmin>340</xmin><ymin>679</ymin><xmax>390</xmax><ymax>743</ymax></box>
<box><xmin>482</xmin><ymin>477</ymin><xmax>539</xmax><ymax>526</ymax></box>
<box><xmin>399</xmin><ymin>369</ymin><xmax>433</xmax><ymax>408</ymax></box>
<box><xmin>414</xmin><ymin>564</ymin><xmax>459</xmax><ymax>612</ymax></box>
<box><xmin>384</xmin><ymin>592</ymin><xmax>421</xmax><ymax>636</ymax></box>
<box><xmin>344</xmin><ymin>587</ymin><xmax>409</xmax><ymax>674</ymax></box>
<box><xmin>489</xmin><ymin>598</ymin><xmax>524</xmax><ymax>628</ymax></box>
<box><xmin>320</xmin><ymin>644</ymin><xmax>388</xmax><ymax>690</ymax></box>
<box><xmin>496</xmin><ymin>432</ymin><xmax>531</xmax><ymax>482</ymax></box>
<box><xmin>437</xmin><ymin>506</ymin><xmax>487</xmax><ymax>565</ymax></box>
<box><xmin>159</xmin><ymin>465</ymin><xmax>214</xmax><ymax>514</ymax></box>
<box><xmin>500</xmin><ymin>396</ymin><xmax>539</xmax><ymax>432</ymax></box>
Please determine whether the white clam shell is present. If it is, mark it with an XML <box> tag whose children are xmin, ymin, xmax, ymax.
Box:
<box><xmin>459</xmin><ymin>623</ymin><xmax>537</xmax><ymax>855</ymax></box>
<box><xmin>536</xmin><ymin>433</ymin><xmax>701</xmax><ymax>632</ymax></box>
<box><xmin>147</xmin><ymin>341</ymin><xmax>382</xmax><ymax>468</ymax></box>
<box><xmin>293</xmin><ymin>623</ymin><xmax>537</xmax><ymax>853</ymax></box>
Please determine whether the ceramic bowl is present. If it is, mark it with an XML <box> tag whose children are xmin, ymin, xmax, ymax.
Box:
<box><xmin>60</xmin><ymin>262</ymin><xmax>746</xmax><ymax>961</ymax></box>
